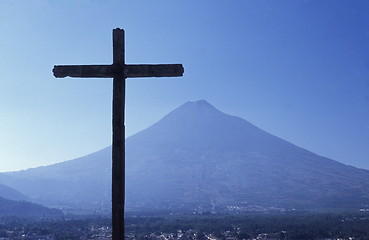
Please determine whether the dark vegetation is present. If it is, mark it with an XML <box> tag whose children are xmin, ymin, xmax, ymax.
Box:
<box><xmin>125</xmin><ymin>212</ymin><xmax>369</xmax><ymax>239</ymax></box>
<box><xmin>0</xmin><ymin>216</ymin><xmax>109</xmax><ymax>240</ymax></box>
<box><xmin>2</xmin><ymin>212</ymin><xmax>369</xmax><ymax>239</ymax></box>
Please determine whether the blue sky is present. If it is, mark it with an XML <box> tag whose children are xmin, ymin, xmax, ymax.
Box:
<box><xmin>0</xmin><ymin>0</ymin><xmax>368</xmax><ymax>171</ymax></box>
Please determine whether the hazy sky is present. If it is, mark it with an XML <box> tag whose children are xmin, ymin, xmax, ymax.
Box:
<box><xmin>1</xmin><ymin>0</ymin><xmax>368</xmax><ymax>172</ymax></box>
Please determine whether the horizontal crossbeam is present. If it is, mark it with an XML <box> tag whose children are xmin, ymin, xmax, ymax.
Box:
<box><xmin>53</xmin><ymin>65</ymin><xmax>120</xmax><ymax>78</ymax></box>
<box><xmin>125</xmin><ymin>64</ymin><xmax>184</xmax><ymax>78</ymax></box>
<box><xmin>53</xmin><ymin>64</ymin><xmax>184</xmax><ymax>78</ymax></box>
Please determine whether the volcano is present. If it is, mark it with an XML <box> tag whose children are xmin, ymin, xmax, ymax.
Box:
<box><xmin>1</xmin><ymin>100</ymin><xmax>369</xmax><ymax>212</ymax></box>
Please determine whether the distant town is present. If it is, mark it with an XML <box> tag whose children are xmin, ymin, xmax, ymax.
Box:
<box><xmin>1</xmin><ymin>212</ymin><xmax>369</xmax><ymax>240</ymax></box>
<box><xmin>0</xmin><ymin>224</ymin><xmax>361</xmax><ymax>240</ymax></box>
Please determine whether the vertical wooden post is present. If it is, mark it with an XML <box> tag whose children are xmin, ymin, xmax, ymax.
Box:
<box><xmin>112</xmin><ymin>28</ymin><xmax>125</xmax><ymax>240</ymax></box>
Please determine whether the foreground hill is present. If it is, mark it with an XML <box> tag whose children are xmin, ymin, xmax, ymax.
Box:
<box><xmin>0</xmin><ymin>182</ymin><xmax>28</xmax><ymax>201</ymax></box>
<box><xmin>1</xmin><ymin>100</ymin><xmax>369</xmax><ymax>212</ymax></box>
<box><xmin>0</xmin><ymin>196</ymin><xmax>63</xmax><ymax>218</ymax></box>
<box><xmin>0</xmin><ymin>148</ymin><xmax>111</xmax><ymax>210</ymax></box>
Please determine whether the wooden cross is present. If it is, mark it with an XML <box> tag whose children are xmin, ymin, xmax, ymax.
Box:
<box><xmin>53</xmin><ymin>28</ymin><xmax>184</xmax><ymax>240</ymax></box>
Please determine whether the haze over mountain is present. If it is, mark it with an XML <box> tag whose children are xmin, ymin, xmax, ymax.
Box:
<box><xmin>1</xmin><ymin>100</ymin><xmax>369</xmax><ymax>213</ymax></box>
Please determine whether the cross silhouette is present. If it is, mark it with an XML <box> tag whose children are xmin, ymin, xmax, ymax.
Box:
<box><xmin>53</xmin><ymin>28</ymin><xmax>184</xmax><ymax>240</ymax></box>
